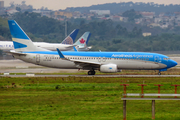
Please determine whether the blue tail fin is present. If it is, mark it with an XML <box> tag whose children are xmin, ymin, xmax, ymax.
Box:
<box><xmin>61</xmin><ymin>29</ymin><xmax>79</xmax><ymax>45</ymax></box>
<box><xmin>8</xmin><ymin>20</ymin><xmax>48</xmax><ymax>52</ymax></box>
<box><xmin>8</xmin><ymin>20</ymin><xmax>30</xmax><ymax>41</ymax></box>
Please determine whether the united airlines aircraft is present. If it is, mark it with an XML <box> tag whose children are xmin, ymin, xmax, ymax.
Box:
<box><xmin>8</xmin><ymin>20</ymin><xmax>177</xmax><ymax>75</ymax></box>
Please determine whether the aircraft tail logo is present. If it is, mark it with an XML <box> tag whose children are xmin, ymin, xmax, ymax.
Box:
<box><xmin>62</xmin><ymin>29</ymin><xmax>79</xmax><ymax>45</ymax></box>
<box><xmin>80</xmin><ymin>38</ymin><xmax>86</xmax><ymax>44</ymax></box>
<box><xmin>74</xmin><ymin>32</ymin><xmax>91</xmax><ymax>47</ymax></box>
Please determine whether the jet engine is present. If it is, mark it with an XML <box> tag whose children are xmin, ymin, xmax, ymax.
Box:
<box><xmin>100</xmin><ymin>64</ymin><xmax>118</xmax><ymax>73</ymax></box>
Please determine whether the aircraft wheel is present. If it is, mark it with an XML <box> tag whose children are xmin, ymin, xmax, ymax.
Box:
<box><xmin>88</xmin><ymin>71</ymin><xmax>96</xmax><ymax>75</ymax></box>
<box><xmin>92</xmin><ymin>71</ymin><xmax>96</xmax><ymax>75</ymax></box>
<box><xmin>88</xmin><ymin>71</ymin><xmax>92</xmax><ymax>75</ymax></box>
<box><xmin>158</xmin><ymin>72</ymin><xmax>161</xmax><ymax>75</ymax></box>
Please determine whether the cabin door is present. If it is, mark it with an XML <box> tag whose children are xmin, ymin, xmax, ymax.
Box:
<box><xmin>102</xmin><ymin>57</ymin><xmax>106</xmax><ymax>62</ymax></box>
<box><xmin>36</xmin><ymin>54</ymin><xmax>40</xmax><ymax>64</ymax></box>
<box><xmin>154</xmin><ymin>56</ymin><xmax>159</xmax><ymax>63</ymax></box>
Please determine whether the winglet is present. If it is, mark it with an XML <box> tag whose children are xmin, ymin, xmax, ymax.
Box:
<box><xmin>56</xmin><ymin>48</ymin><xmax>65</xmax><ymax>58</ymax></box>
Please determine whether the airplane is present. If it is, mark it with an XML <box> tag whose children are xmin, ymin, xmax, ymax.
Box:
<box><xmin>0</xmin><ymin>29</ymin><xmax>78</xmax><ymax>52</ymax></box>
<box><xmin>8</xmin><ymin>20</ymin><xmax>178</xmax><ymax>75</ymax></box>
<box><xmin>0</xmin><ymin>30</ymin><xmax>92</xmax><ymax>52</ymax></box>
<box><xmin>73</xmin><ymin>32</ymin><xmax>92</xmax><ymax>51</ymax></box>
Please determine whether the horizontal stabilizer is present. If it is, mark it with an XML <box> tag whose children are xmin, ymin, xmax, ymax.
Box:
<box><xmin>9</xmin><ymin>50</ymin><xmax>26</xmax><ymax>56</ymax></box>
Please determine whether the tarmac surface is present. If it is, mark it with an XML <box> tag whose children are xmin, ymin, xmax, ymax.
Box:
<box><xmin>0</xmin><ymin>59</ymin><xmax>79</xmax><ymax>73</ymax></box>
<box><xmin>1</xmin><ymin>74</ymin><xmax>180</xmax><ymax>77</ymax></box>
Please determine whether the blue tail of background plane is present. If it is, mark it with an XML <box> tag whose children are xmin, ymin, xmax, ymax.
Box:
<box><xmin>61</xmin><ymin>29</ymin><xmax>79</xmax><ymax>45</ymax></box>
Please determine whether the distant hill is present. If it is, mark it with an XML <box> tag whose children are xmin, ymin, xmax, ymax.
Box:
<box><xmin>64</xmin><ymin>2</ymin><xmax>180</xmax><ymax>14</ymax></box>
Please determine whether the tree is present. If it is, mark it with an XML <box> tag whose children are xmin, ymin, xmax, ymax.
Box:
<box><xmin>16</xmin><ymin>7</ymin><xmax>21</xmax><ymax>12</ymax></box>
<box><xmin>122</xmin><ymin>9</ymin><xmax>142</xmax><ymax>22</ymax></box>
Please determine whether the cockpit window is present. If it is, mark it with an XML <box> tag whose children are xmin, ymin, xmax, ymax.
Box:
<box><xmin>163</xmin><ymin>58</ymin><xmax>170</xmax><ymax>60</ymax></box>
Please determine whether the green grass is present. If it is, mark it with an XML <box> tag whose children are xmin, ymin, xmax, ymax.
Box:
<box><xmin>0</xmin><ymin>77</ymin><xmax>180</xmax><ymax>119</ymax></box>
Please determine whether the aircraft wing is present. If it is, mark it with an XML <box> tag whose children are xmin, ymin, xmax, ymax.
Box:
<box><xmin>57</xmin><ymin>48</ymin><xmax>101</xmax><ymax>68</ymax></box>
<box><xmin>70</xmin><ymin>59</ymin><xmax>101</xmax><ymax>68</ymax></box>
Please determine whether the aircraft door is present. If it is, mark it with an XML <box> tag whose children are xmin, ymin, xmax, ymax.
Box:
<box><xmin>98</xmin><ymin>57</ymin><xmax>101</xmax><ymax>62</ymax></box>
<box><xmin>36</xmin><ymin>54</ymin><xmax>40</xmax><ymax>64</ymax></box>
<box><xmin>154</xmin><ymin>56</ymin><xmax>159</xmax><ymax>63</ymax></box>
<box><xmin>98</xmin><ymin>52</ymin><xmax>102</xmax><ymax>62</ymax></box>
<box><xmin>102</xmin><ymin>57</ymin><xmax>106</xmax><ymax>62</ymax></box>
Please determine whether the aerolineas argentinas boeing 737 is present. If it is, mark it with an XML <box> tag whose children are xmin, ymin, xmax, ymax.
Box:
<box><xmin>8</xmin><ymin>20</ymin><xmax>177</xmax><ymax>75</ymax></box>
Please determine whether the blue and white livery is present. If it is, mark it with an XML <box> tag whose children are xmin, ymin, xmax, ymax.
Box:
<box><xmin>0</xmin><ymin>28</ymin><xmax>79</xmax><ymax>51</ymax></box>
<box><xmin>8</xmin><ymin>20</ymin><xmax>177</xmax><ymax>75</ymax></box>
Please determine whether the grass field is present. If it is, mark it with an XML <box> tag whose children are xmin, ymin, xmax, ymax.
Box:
<box><xmin>1</xmin><ymin>77</ymin><xmax>180</xmax><ymax>120</ymax></box>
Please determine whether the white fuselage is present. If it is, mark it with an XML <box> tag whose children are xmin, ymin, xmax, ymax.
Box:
<box><xmin>0</xmin><ymin>41</ymin><xmax>74</xmax><ymax>51</ymax></box>
<box><xmin>13</xmin><ymin>53</ymin><xmax>167</xmax><ymax>70</ymax></box>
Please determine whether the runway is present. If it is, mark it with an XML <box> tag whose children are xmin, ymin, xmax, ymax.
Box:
<box><xmin>0</xmin><ymin>59</ymin><xmax>180</xmax><ymax>77</ymax></box>
<box><xmin>1</xmin><ymin>74</ymin><xmax>180</xmax><ymax>77</ymax></box>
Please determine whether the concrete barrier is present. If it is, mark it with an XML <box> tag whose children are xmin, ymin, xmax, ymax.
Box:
<box><xmin>4</xmin><ymin>73</ymin><xmax>9</xmax><ymax>75</ymax></box>
<box><xmin>26</xmin><ymin>74</ymin><xmax>35</xmax><ymax>77</ymax></box>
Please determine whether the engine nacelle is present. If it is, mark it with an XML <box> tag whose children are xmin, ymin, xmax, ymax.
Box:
<box><xmin>100</xmin><ymin>64</ymin><xmax>118</xmax><ymax>73</ymax></box>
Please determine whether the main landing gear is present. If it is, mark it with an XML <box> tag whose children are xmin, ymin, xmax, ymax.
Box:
<box><xmin>88</xmin><ymin>70</ymin><xmax>96</xmax><ymax>75</ymax></box>
<box><xmin>158</xmin><ymin>72</ymin><xmax>161</xmax><ymax>75</ymax></box>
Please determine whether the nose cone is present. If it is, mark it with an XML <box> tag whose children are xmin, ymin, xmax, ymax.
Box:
<box><xmin>169</xmin><ymin>59</ymin><xmax>178</xmax><ymax>68</ymax></box>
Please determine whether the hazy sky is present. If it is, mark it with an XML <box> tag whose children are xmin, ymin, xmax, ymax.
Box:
<box><xmin>4</xmin><ymin>0</ymin><xmax>180</xmax><ymax>10</ymax></box>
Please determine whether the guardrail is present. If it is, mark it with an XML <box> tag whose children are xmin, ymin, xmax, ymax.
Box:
<box><xmin>120</xmin><ymin>84</ymin><xmax>180</xmax><ymax>120</ymax></box>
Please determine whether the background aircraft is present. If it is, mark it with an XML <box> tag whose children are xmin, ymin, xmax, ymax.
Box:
<box><xmin>0</xmin><ymin>28</ymin><xmax>92</xmax><ymax>52</ymax></box>
<box><xmin>73</xmin><ymin>32</ymin><xmax>92</xmax><ymax>51</ymax></box>
<box><xmin>8</xmin><ymin>20</ymin><xmax>177</xmax><ymax>75</ymax></box>
<box><xmin>0</xmin><ymin>29</ymin><xmax>78</xmax><ymax>51</ymax></box>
